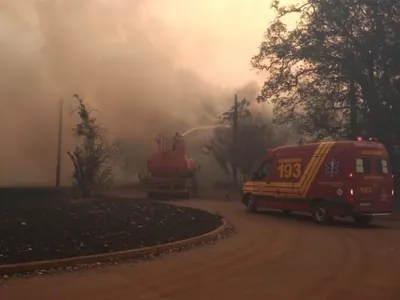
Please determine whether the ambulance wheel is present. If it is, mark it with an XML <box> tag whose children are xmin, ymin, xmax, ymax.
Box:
<box><xmin>353</xmin><ymin>215</ymin><xmax>373</xmax><ymax>226</ymax></box>
<box><xmin>246</xmin><ymin>195</ymin><xmax>258</xmax><ymax>213</ymax></box>
<box><xmin>312</xmin><ymin>201</ymin><xmax>333</xmax><ymax>224</ymax></box>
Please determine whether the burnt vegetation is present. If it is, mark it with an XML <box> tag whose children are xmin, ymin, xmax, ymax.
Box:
<box><xmin>0</xmin><ymin>189</ymin><xmax>222</xmax><ymax>265</ymax></box>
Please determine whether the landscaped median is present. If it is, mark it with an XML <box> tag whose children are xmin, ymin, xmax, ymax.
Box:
<box><xmin>0</xmin><ymin>188</ymin><xmax>231</xmax><ymax>277</ymax></box>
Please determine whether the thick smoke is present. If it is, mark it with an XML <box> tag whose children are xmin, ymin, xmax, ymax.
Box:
<box><xmin>0</xmin><ymin>0</ymin><xmax>268</xmax><ymax>186</ymax></box>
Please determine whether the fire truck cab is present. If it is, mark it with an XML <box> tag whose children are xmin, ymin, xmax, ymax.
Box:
<box><xmin>242</xmin><ymin>138</ymin><xmax>394</xmax><ymax>225</ymax></box>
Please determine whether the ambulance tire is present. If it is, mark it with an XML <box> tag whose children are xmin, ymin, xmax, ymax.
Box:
<box><xmin>352</xmin><ymin>215</ymin><xmax>373</xmax><ymax>226</ymax></box>
<box><xmin>246</xmin><ymin>195</ymin><xmax>258</xmax><ymax>213</ymax></box>
<box><xmin>311</xmin><ymin>201</ymin><xmax>334</xmax><ymax>224</ymax></box>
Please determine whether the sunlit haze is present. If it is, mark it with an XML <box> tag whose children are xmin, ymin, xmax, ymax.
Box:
<box><xmin>147</xmin><ymin>0</ymin><xmax>272</xmax><ymax>87</ymax></box>
<box><xmin>0</xmin><ymin>0</ymin><xmax>295</xmax><ymax>185</ymax></box>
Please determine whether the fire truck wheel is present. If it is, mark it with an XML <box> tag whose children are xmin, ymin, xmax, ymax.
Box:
<box><xmin>352</xmin><ymin>215</ymin><xmax>373</xmax><ymax>226</ymax></box>
<box><xmin>246</xmin><ymin>195</ymin><xmax>258</xmax><ymax>213</ymax></box>
<box><xmin>312</xmin><ymin>201</ymin><xmax>333</xmax><ymax>224</ymax></box>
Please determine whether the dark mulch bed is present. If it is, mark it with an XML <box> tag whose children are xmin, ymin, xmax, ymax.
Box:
<box><xmin>0</xmin><ymin>188</ymin><xmax>222</xmax><ymax>265</ymax></box>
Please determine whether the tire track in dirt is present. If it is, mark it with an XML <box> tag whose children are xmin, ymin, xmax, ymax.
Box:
<box><xmin>205</xmin><ymin>218</ymin><xmax>321</xmax><ymax>299</ymax></box>
<box><xmin>170</xmin><ymin>221</ymin><xmax>304</xmax><ymax>297</ymax></box>
<box><xmin>319</xmin><ymin>229</ymin><xmax>373</xmax><ymax>300</ymax></box>
<box><xmin>134</xmin><ymin>213</ymin><xmax>283</xmax><ymax>297</ymax></box>
<box><xmin>294</xmin><ymin>227</ymin><xmax>354</xmax><ymax>300</ymax></box>
<box><xmin>292</xmin><ymin>226</ymin><xmax>372</xmax><ymax>300</ymax></box>
<box><xmin>137</xmin><ymin>214</ymin><xmax>303</xmax><ymax>298</ymax></box>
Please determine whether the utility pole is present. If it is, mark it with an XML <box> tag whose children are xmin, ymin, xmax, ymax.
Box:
<box><xmin>55</xmin><ymin>98</ymin><xmax>64</xmax><ymax>188</ymax></box>
<box><xmin>232</xmin><ymin>94</ymin><xmax>239</xmax><ymax>187</ymax></box>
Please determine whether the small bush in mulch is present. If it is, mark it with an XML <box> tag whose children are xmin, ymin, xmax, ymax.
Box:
<box><xmin>0</xmin><ymin>188</ymin><xmax>222</xmax><ymax>265</ymax></box>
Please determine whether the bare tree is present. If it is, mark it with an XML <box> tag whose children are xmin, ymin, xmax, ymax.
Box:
<box><xmin>67</xmin><ymin>95</ymin><xmax>116</xmax><ymax>197</ymax></box>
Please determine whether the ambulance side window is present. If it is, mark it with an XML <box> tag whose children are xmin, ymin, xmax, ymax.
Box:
<box><xmin>253</xmin><ymin>164</ymin><xmax>263</xmax><ymax>180</ymax></box>
<box><xmin>261</xmin><ymin>161</ymin><xmax>272</xmax><ymax>179</ymax></box>
<box><xmin>254</xmin><ymin>161</ymin><xmax>271</xmax><ymax>180</ymax></box>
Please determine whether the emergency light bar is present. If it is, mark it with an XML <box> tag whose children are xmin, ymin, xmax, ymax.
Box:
<box><xmin>356</xmin><ymin>136</ymin><xmax>378</xmax><ymax>142</ymax></box>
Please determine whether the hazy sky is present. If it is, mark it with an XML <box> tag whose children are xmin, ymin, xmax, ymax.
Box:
<box><xmin>146</xmin><ymin>0</ymin><xmax>273</xmax><ymax>87</ymax></box>
<box><xmin>0</xmin><ymin>0</ymin><xmax>295</xmax><ymax>185</ymax></box>
<box><xmin>149</xmin><ymin>0</ymin><xmax>298</xmax><ymax>86</ymax></box>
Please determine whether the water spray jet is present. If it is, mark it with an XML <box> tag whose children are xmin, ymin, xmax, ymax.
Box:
<box><xmin>181</xmin><ymin>124</ymin><xmax>230</xmax><ymax>137</ymax></box>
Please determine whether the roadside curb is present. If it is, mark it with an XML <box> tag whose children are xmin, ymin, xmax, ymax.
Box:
<box><xmin>0</xmin><ymin>219</ymin><xmax>229</xmax><ymax>276</ymax></box>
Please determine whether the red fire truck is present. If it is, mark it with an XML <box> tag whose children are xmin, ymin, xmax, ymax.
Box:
<box><xmin>146</xmin><ymin>133</ymin><xmax>198</xmax><ymax>199</ymax></box>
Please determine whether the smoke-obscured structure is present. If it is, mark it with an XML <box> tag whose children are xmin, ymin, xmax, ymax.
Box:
<box><xmin>0</xmin><ymin>0</ymin><xmax>272</xmax><ymax>186</ymax></box>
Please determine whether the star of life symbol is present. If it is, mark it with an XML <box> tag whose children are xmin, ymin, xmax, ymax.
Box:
<box><xmin>325</xmin><ymin>158</ymin><xmax>339</xmax><ymax>178</ymax></box>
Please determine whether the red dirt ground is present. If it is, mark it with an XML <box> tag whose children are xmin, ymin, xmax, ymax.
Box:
<box><xmin>1</xmin><ymin>193</ymin><xmax>400</xmax><ymax>300</ymax></box>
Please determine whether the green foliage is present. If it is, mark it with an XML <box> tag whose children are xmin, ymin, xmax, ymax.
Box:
<box><xmin>218</xmin><ymin>98</ymin><xmax>252</xmax><ymax>125</ymax></box>
<box><xmin>252</xmin><ymin>0</ymin><xmax>400</xmax><ymax>144</ymax></box>
<box><xmin>67</xmin><ymin>95</ymin><xmax>115</xmax><ymax>197</ymax></box>
<box><xmin>205</xmin><ymin>99</ymin><xmax>286</xmax><ymax>184</ymax></box>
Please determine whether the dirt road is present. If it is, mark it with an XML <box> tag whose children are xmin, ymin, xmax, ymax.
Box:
<box><xmin>1</xmin><ymin>198</ymin><xmax>400</xmax><ymax>300</ymax></box>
